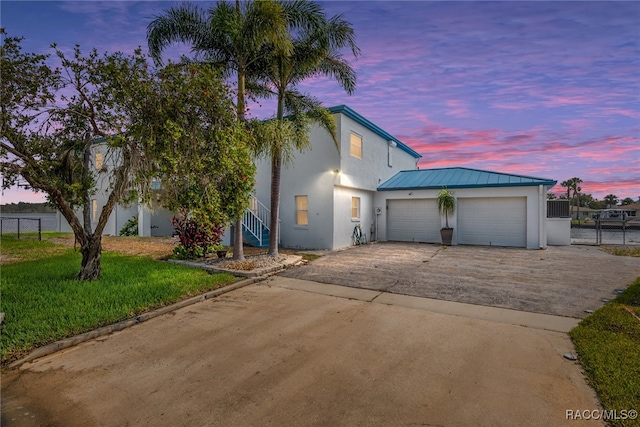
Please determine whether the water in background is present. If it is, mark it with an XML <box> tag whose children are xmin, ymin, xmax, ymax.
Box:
<box><xmin>0</xmin><ymin>212</ymin><xmax>58</xmax><ymax>232</ymax></box>
<box><xmin>571</xmin><ymin>227</ymin><xmax>640</xmax><ymax>245</ymax></box>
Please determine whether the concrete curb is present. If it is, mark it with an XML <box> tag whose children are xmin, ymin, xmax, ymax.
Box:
<box><xmin>8</xmin><ymin>276</ymin><xmax>264</xmax><ymax>369</ymax></box>
<box><xmin>168</xmin><ymin>255</ymin><xmax>303</xmax><ymax>277</ymax></box>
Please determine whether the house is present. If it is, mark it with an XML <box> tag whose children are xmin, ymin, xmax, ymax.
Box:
<box><xmin>56</xmin><ymin>141</ymin><xmax>174</xmax><ymax>237</ymax></box>
<box><xmin>253</xmin><ymin>105</ymin><xmax>557</xmax><ymax>250</ymax></box>
<box><xmin>570</xmin><ymin>206</ymin><xmax>599</xmax><ymax>221</ymax></box>
<box><xmin>58</xmin><ymin>105</ymin><xmax>561</xmax><ymax>249</ymax></box>
<box><xmin>251</xmin><ymin>105</ymin><xmax>421</xmax><ymax>250</ymax></box>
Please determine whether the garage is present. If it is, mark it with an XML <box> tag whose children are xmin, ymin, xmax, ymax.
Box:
<box><xmin>377</xmin><ymin>167</ymin><xmax>557</xmax><ymax>249</ymax></box>
<box><xmin>457</xmin><ymin>197</ymin><xmax>527</xmax><ymax>247</ymax></box>
<box><xmin>387</xmin><ymin>199</ymin><xmax>440</xmax><ymax>243</ymax></box>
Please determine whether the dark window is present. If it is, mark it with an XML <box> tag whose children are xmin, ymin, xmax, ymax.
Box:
<box><xmin>547</xmin><ymin>200</ymin><xmax>569</xmax><ymax>218</ymax></box>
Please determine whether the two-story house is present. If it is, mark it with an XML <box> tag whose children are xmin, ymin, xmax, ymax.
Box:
<box><xmin>251</xmin><ymin>105</ymin><xmax>421</xmax><ymax>250</ymax></box>
<box><xmin>58</xmin><ymin>105</ymin><xmax>559</xmax><ymax>249</ymax></box>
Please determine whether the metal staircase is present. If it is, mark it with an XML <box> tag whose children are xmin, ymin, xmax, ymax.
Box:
<box><xmin>242</xmin><ymin>196</ymin><xmax>277</xmax><ymax>248</ymax></box>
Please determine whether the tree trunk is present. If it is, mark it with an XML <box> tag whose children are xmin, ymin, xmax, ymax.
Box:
<box><xmin>232</xmin><ymin>53</ymin><xmax>246</xmax><ymax>261</ymax></box>
<box><xmin>78</xmin><ymin>235</ymin><xmax>102</xmax><ymax>280</ymax></box>
<box><xmin>268</xmin><ymin>93</ymin><xmax>286</xmax><ymax>257</ymax></box>
<box><xmin>268</xmin><ymin>154</ymin><xmax>281</xmax><ymax>256</ymax></box>
<box><xmin>233</xmin><ymin>217</ymin><xmax>244</xmax><ymax>261</ymax></box>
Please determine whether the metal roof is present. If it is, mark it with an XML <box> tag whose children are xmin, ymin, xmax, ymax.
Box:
<box><xmin>378</xmin><ymin>167</ymin><xmax>557</xmax><ymax>191</ymax></box>
<box><xmin>328</xmin><ymin>105</ymin><xmax>422</xmax><ymax>159</ymax></box>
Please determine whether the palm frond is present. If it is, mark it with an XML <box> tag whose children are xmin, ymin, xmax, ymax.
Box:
<box><xmin>147</xmin><ymin>4</ymin><xmax>210</xmax><ymax>66</ymax></box>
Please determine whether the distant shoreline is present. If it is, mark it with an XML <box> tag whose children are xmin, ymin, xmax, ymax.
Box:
<box><xmin>0</xmin><ymin>202</ymin><xmax>55</xmax><ymax>214</ymax></box>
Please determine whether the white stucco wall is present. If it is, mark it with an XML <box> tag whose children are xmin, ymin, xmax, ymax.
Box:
<box><xmin>375</xmin><ymin>185</ymin><xmax>549</xmax><ymax>249</ymax></box>
<box><xmin>332</xmin><ymin>186</ymin><xmax>376</xmax><ymax>249</ymax></box>
<box><xmin>547</xmin><ymin>218</ymin><xmax>571</xmax><ymax>245</ymax></box>
<box><xmin>336</xmin><ymin>114</ymin><xmax>418</xmax><ymax>191</ymax></box>
<box><xmin>254</xmin><ymin>110</ymin><xmax>420</xmax><ymax>250</ymax></box>
<box><xmin>255</xmin><ymin>122</ymin><xmax>341</xmax><ymax>250</ymax></box>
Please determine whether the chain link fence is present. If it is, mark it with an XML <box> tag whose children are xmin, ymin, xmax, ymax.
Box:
<box><xmin>0</xmin><ymin>217</ymin><xmax>42</xmax><ymax>240</ymax></box>
<box><xmin>571</xmin><ymin>219</ymin><xmax>640</xmax><ymax>246</ymax></box>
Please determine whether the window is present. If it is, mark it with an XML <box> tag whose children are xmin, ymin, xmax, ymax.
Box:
<box><xmin>388</xmin><ymin>145</ymin><xmax>393</xmax><ymax>167</ymax></box>
<box><xmin>249</xmin><ymin>196</ymin><xmax>258</xmax><ymax>213</ymax></box>
<box><xmin>92</xmin><ymin>199</ymin><xmax>98</xmax><ymax>221</ymax></box>
<box><xmin>295</xmin><ymin>195</ymin><xmax>308</xmax><ymax>226</ymax></box>
<box><xmin>351</xmin><ymin>197</ymin><xmax>360</xmax><ymax>219</ymax></box>
<box><xmin>350</xmin><ymin>133</ymin><xmax>362</xmax><ymax>159</ymax></box>
<box><xmin>95</xmin><ymin>152</ymin><xmax>103</xmax><ymax>170</ymax></box>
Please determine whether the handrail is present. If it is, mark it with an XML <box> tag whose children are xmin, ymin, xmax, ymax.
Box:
<box><xmin>243</xmin><ymin>208</ymin><xmax>263</xmax><ymax>246</ymax></box>
<box><xmin>242</xmin><ymin>196</ymin><xmax>280</xmax><ymax>246</ymax></box>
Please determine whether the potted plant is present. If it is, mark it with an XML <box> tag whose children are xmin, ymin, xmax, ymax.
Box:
<box><xmin>437</xmin><ymin>188</ymin><xmax>456</xmax><ymax>246</ymax></box>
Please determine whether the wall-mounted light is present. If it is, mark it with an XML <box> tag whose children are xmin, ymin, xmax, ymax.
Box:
<box><xmin>408</xmin><ymin>192</ymin><xmax>413</xmax><ymax>196</ymax></box>
<box><xmin>333</xmin><ymin>169</ymin><xmax>340</xmax><ymax>175</ymax></box>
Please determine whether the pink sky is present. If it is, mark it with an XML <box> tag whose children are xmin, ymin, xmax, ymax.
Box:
<box><xmin>2</xmin><ymin>1</ymin><xmax>639</xmax><ymax>204</ymax></box>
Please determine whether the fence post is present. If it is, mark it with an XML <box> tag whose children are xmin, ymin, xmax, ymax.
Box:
<box><xmin>17</xmin><ymin>218</ymin><xmax>20</xmax><ymax>239</ymax></box>
<box><xmin>38</xmin><ymin>218</ymin><xmax>42</xmax><ymax>241</ymax></box>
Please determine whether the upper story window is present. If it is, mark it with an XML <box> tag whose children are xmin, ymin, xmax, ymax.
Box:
<box><xmin>295</xmin><ymin>195</ymin><xmax>308</xmax><ymax>226</ymax></box>
<box><xmin>350</xmin><ymin>133</ymin><xmax>362</xmax><ymax>159</ymax></box>
<box><xmin>95</xmin><ymin>152</ymin><xmax>103</xmax><ymax>170</ymax></box>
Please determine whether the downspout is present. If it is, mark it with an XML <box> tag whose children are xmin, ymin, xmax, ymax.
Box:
<box><xmin>539</xmin><ymin>185</ymin><xmax>545</xmax><ymax>249</ymax></box>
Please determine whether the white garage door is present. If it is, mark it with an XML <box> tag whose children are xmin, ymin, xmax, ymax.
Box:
<box><xmin>457</xmin><ymin>197</ymin><xmax>527</xmax><ymax>247</ymax></box>
<box><xmin>387</xmin><ymin>199</ymin><xmax>440</xmax><ymax>243</ymax></box>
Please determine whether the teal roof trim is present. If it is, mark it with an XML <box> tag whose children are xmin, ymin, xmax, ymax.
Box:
<box><xmin>328</xmin><ymin>105</ymin><xmax>421</xmax><ymax>159</ymax></box>
<box><xmin>378</xmin><ymin>167</ymin><xmax>557</xmax><ymax>191</ymax></box>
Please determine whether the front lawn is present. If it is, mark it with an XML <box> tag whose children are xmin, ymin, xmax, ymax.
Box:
<box><xmin>570</xmin><ymin>277</ymin><xmax>640</xmax><ymax>427</ymax></box>
<box><xmin>0</xmin><ymin>235</ymin><xmax>236</xmax><ymax>365</ymax></box>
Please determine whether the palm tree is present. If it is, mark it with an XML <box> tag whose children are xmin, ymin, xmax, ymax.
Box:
<box><xmin>147</xmin><ymin>0</ymin><xmax>292</xmax><ymax>260</ymax></box>
<box><xmin>604</xmin><ymin>194</ymin><xmax>619</xmax><ymax>208</ymax></box>
<box><xmin>256</xmin><ymin>1</ymin><xmax>360</xmax><ymax>256</ymax></box>
<box><xmin>437</xmin><ymin>188</ymin><xmax>456</xmax><ymax>229</ymax></box>
<box><xmin>561</xmin><ymin>177</ymin><xmax>582</xmax><ymax>222</ymax></box>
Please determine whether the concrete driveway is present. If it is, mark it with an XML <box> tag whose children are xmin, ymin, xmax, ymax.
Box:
<box><xmin>2</xmin><ymin>280</ymin><xmax>603</xmax><ymax>427</ymax></box>
<box><xmin>281</xmin><ymin>242</ymin><xmax>640</xmax><ymax>318</ymax></box>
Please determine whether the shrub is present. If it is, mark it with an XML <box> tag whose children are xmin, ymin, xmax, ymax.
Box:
<box><xmin>171</xmin><ymin>212</ymin><xmax>223</xmax><ymax>259</ymax></box>
<box><xmin>119</xmin><ymin>216</ymin><xmax>138</xmax><ymax>236</ymax></box>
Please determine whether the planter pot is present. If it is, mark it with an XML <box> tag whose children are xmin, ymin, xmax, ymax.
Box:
<box><xmin>216</xmin><ymin>250</ymin><xmax>228</xmax><ymax>259</ymax></box>
<box><xmin>440</xmin><ymin>228</ymin><xmax>453</xmax><ymax>246</ymax></box>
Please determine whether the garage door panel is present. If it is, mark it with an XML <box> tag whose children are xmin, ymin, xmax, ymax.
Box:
<box><xmin>458</xmin><ymin>198</ymin><xmax>526</xmax><ymax>247</ymax></box>
<box><xmin>387</xmin><ymin>199</ymin><xmax>439</xmax><ymax>243</ymax></box>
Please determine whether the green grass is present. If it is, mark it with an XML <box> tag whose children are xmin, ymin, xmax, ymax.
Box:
<box><xmin>570</xmin><ymin>278</ymin><xmax>640</xmax><ymax>427</ymax></box>
<box><xmin>0</xmin><ymin>233</ymin><xmax>70</xmax><ymax>262</ymax></box>
<box><xmin>299</xmin><ymin>253</ymin><xmax>322</xmax><ymax>262</ymax></box>
<box><xmin>601</xmin><ymin>246</ymin><xmax>640</xmax><ymax>257</ymax></box>
<box><xmin>0</xmin><ymin>236</ymin><xmax>237</xmax><ymax>365</ymax></box>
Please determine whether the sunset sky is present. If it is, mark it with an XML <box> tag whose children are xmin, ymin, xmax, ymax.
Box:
<box><xmin>2</xmin><ymin>1</ymin><xmax>639</xmax><ymax>204</ymax></box>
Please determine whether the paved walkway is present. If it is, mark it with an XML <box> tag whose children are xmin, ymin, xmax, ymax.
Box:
<box><xmin>3</xmin><ymin>277</ymin><xmax>603</xmax><ymax>427</ymax></box>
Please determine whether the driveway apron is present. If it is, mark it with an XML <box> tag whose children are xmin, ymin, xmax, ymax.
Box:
<box><xmin>2</xmin><ymin>283</ymin><xmax>603</xmax><ymax>427</ymax></box>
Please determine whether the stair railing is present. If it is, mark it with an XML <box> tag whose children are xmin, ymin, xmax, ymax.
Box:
<box><xmin>242</xmin><ymin>196</ymin><xmax>280</xmax><ymax>246</ymax></box>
